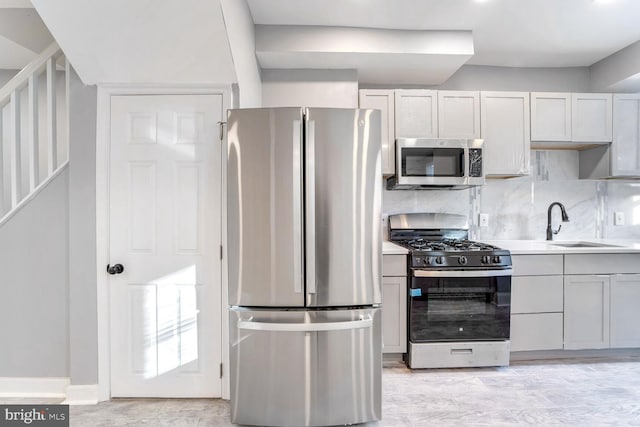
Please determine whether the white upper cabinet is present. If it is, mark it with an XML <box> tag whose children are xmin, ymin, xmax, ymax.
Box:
<box><xmin>437</xmin><ymin>91</ymin><xmax>480</xmax><ymax>139</ymax></box>
<box><xmin>571</xmin><ymin>93</ymin><xmax>612</xmax><ymax>142</ymax></box>
<box><xmin>611</xmin><ymin>94</ymin><xmax>640</xmax><ymax>177</ymax></box>
<box><xmin>394</xmin><ymin>90</ymin><xmax>438</xmax><ymax>138</ymax></box>
<box><xmin>530</xmin><ymin>92</ymin><xmax>572</xmax><ymax>141</ymax></box>
<box><xmin>480</xmin><ymin>91</ymin><xmax>531</xmax><ymax>177</ymax></box>
<box><xmin>359</xmin><ymin>90</ymin><xmax>396</xmax><ymax>176</ymax></box>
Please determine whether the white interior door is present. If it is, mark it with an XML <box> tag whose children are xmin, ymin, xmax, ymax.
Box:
<box><xmin>109</xmin><ymin>94</ymin><xmax>223</xmax><ymax>397</ymax></box>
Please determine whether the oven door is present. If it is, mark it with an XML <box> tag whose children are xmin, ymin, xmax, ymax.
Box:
<box><xmin>409</xmin><ymin>269</ymin><xmax>511</xmax><ymax>342</ymax></box>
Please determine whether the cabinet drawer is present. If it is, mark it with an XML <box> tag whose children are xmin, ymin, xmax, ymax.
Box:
<box><xmin>510</xmin><ymin>313</ymin><xmax>564</xmax><ymax>352</ymax></box>
<box><xmin>565</xmin><ymin>254</ymin><xmax>640</xmax><ymax>275</ymax></box>
<box><xmin>512</xmin><ymin>255</ymin><xmax>563</xmax><ymax>276</ymax></box>
<box><xmin>383</xmin><ymin>255</ymin><xmax>407</xmax><ymax>277</ymax></box>
<box><xmin>511</xmin><ymin>276</ymin><xmax>563</xmax><ymax>313</ymax></box>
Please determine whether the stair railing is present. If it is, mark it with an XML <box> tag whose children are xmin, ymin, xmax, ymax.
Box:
<box><xmin>0</xmin><ymin>42</ymin><xmax>68</xmax><ymax>226</ymax></box>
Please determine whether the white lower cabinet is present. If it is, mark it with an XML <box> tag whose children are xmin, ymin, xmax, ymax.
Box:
<box><xmin>510</xmin><ymin>255</ymin><xmax>564</xmax><ymax>352</ymax></box>
<box><xmin>511</xmin><ymin>313</ymin><xmax>564</xmax><ymax>352</ymax></box>
<box><xmin>610</xmin><ymin>274</ymin><xmax>640</xmax><ymax>348</ymax></box>
<box><xmin>510</xmin><ymin>274</ymin><xmax>564</xmax><ymax>352</ymax></box>
<box><xmin>382</xmin><ymin>255</ymin><xmax>407</xmax><ymax>353</ymax></box>
<box><xmin>564</xmin><ymin>275</ymin><xmax>610</xmax><ymax>350</ymax></box>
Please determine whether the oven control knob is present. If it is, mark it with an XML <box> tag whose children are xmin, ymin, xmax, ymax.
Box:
<box><xmin>492</xmin><ymin>255</ymin><xmax>501</xmax><ymax>263</ymax></box>
<box><xmin>435</xmin><ymin>256</ymin><xmax>444</xmax><ymax>265</ymax></box>
<box><xmin>481</xmin><ymin>256</ymin><xmax>490</xmax><ymax>264</ymax></box>
<box><xmin>425</xmin><ymin>257</ymin><xmax>432</xmax><ymax>265</ymax></box>
<box><xmin>458</xmin><ymin>256</ymin><xmax>468</xmax><ymax>265</ymax></box>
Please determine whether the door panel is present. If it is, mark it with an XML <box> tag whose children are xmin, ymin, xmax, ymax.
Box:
<box><xmin>109</xmin><ymin>94</ymin><xmax>222</xmax><ymax>397</ymax></box>
<box><xmin>305</xmin><ymin>108</ymin><xmax>382</xmax><ymax>307</ymax></box>
<box><xmin>229</xmin><ymin>308</ymin><xmax>382</xmax><ymax>426</ymax></box>
<box><xmin>227</xmin><ymin>108</ymin><xmax>304</xmax><ymax>307</ymax></box>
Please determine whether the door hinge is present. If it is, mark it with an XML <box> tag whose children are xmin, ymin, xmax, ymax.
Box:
<box><xmin>220</xmin><ymin>245</ymin><xmax>223</xmax><ymax>260</ymax></box>
<box><xmin>217</xmin><ymin>121</ymin><xmax>226</xmax><ymax>141</ymax></box>
<box><xmin>219</xmin><ymin>363</ymin><xmax>223</xmax><ymax>378</ymax></box>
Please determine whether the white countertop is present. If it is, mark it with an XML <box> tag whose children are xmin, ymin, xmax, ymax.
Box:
<box><xmin>383</xmin><ymin>241</ymin><xmax>409</xmax><ymax>255</ymax></box>
<box><xmin>480</xmin><ymin>239</ymin><xmax>640</xmax><ymax>255</ymax></box>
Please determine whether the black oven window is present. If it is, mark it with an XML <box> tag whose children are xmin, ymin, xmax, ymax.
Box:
<box><xmin>401</xmin><ymin>148</ymin><xmax>464</xmax><ymax>177</ymax></box>
<box><xmin>409</xmin><ymin>276</ymin><xmax>511</xmax><ymax>342</ymax></box>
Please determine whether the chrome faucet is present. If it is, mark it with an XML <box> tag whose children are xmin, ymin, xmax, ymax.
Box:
<box><xmin>546</xmin><ymin>202</ymin><xmax>570</xmax><ymax>241</ymax></box>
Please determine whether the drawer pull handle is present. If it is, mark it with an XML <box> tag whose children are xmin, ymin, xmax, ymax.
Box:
<box><xmin>451</xmin><ymin>348</ymin><xmax>473</xmax><ymax>355</ymax></box>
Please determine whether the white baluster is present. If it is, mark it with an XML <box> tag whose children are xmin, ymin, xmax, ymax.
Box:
<box><xmin>28</xmin><ymin>74</ymin><xmax>39</xmax><ymax>191</ymax></box>
<box><xmin>47</xmin><ymin>57</ymin><xmax>57</xmax><ymax>175</ymax></box>
<box><xmin>10</xmin><ymin>90</ymin><xmax>21</xmax><ymax>208</ymax></box>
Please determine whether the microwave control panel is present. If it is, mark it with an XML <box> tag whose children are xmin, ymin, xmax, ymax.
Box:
<box><xmin>469</xmin><ymin>148</ymin><xmax>482</xmax><ymax>177</ymax></box>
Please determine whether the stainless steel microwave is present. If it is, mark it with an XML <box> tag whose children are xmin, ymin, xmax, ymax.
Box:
<box><xmin>386</xmin><ymin>138</ymin><xmax>485</xmax><ymax>190</ymax></box>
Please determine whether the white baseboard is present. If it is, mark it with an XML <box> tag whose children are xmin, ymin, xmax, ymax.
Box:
<box><xmin>0</xmin><ymin>377</ymin><xmax>70</xmax><ymax>398</ymax></box>
<box><xmin>62</xmin><ymin>384</ymin><xmax>99</xmax><ymax>405</ymax></box>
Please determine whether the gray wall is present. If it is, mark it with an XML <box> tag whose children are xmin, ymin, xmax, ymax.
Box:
<box><xmin>0</xmin><ymin>66</ymin><xmax>97</xmax><ymax>381</ymax></box>
<box><xmin>0</xmin><ymin>169</ymin><xmax>69</xmax><ymax>377</ymax></box>
<box><xmin>361</xmin><ymin>64</ymin><xmax>591</xmax><ymax>92</ymax></box>
<box><xmin>67</xmin><ymin>67</ymin><xmax>97</xmax><ymax>384</ymax></box>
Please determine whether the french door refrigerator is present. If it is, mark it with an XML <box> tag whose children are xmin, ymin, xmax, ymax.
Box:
<box><xmin>227</xmin><ymin>107</ymin><xmax>382</xmax><ymax>427</ymax></box>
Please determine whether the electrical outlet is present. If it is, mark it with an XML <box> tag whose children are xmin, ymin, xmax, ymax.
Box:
<box><xmin>614</xmin><ymin>211</ymin><xmax>625</xmax><ymax>226</ymax></box>
<box><xmin>479</xmin><ymin>213</ymin><xmax>489</xmax><ymax>227</ymax></box>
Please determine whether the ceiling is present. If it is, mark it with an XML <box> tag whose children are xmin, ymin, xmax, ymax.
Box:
<box><xmin>0</xmin><ymin>6</ymin><xmax>53</xmax><ymax>69</ymax></box>
<box><xmin>247</xmin><ymin>0</ymin><xmax>640</xmax><ymax>68</ymax></box>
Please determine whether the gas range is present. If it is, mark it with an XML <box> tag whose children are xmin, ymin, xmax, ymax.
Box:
<box><xmin>389</xmin><ymin>214</ymin><xmax>511</xmax><ymax>271</ymax></box>
<box><xmin>389</xmin><ymin>213</ymin><xmax>512</xmax><ymax>369</ymax></box>
<box><xmin>393</xmin><ymin>238</ymin><xmax>511</xmax><ymax>270</ymax></box>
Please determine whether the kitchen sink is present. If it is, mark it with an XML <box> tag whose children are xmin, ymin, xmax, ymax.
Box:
<box><xmin>550</xmin><ymin>241</ymin><xmax>621</xmax><ymax>248</ymax></box>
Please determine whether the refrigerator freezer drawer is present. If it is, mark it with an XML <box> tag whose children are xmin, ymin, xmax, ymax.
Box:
<box><xmin>230</xmin><ymin>307</ymin><xmax>382</xmax><ymax>427</ymax></box>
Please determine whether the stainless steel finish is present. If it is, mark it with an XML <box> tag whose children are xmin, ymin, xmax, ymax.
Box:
<box><xmin>227</xmin><ymin>108</ymin><xmax>304</xmax><ymax>307</ymax></box>
<box><xmin>389</xmin><ymin>212</ymin><xmax>469</xmax><ymax>230</ymax></box>
<box><xmin>305</xmin><ymin>119</ymin><xmax>317</xmax><ymax>295</ymax></box>
<box><xmin>305</xmin><ymin>108</ymin><xmax>382</xmax><ymax>307</ymax></box>
<box><xmin>238</xmin><ymin>315</ymin><xmax>373</xmax><ymax>332</ymax></box>
<box><xmin>408</xmin><ymin>341</ymin><xmax>510</xmax><ymax>368</ymax></box>
<box><xmin>230</xmin><ymin>307</ymin><xmax>382</xmax><ymax>427</ymax></box>
<box><xmin>293</xmin><ymin>120</ymin><xmax>303</xmax><ymax>294</ymax></box>
<box><xmin>413</xmin><ymin>268</ymin><xmax>513</xmax><ymax>278</ymax></box>
<box><xmin>391</xmin><ymin>138</ymin><xmax>484</xmax><ymax>189</ymax></box>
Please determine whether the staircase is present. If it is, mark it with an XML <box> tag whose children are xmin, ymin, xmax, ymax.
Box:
<box><xmin>0</xmin><ymin>42</ymin><xmax>68</xmax><ymax>226</ymax></box>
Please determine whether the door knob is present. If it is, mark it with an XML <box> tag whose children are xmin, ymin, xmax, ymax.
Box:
<box><xmin>106</xmin><ymin>264</ymin><xmax>124</xmax><ymax>275</ymax></box>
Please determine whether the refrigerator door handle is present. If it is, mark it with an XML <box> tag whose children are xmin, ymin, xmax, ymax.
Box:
<box><xmin>238</xmin><ymin>315</ymin><xmax>372</xmax><ymax>332</ymax></box>
<box><xmin>293</xmin><ymin>119</ymin><xmax>303</xmax><ymax>294</ymax></box>
<box><xmin>305</xmin><ymin>118</ymin><xmax>317</xmax><ymax>294</ymax></box>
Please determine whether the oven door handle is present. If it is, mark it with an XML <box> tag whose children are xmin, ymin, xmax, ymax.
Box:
<box><xmin>413</xmin><ymin>268</ymin><xmax>513</xmax><ymax>278</ymax></box>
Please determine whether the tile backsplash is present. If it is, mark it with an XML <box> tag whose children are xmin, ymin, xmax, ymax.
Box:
<box><xmin>382</xmin><ymin>150</ymin><xmax>640</xmax><ymax>241</ymax></box>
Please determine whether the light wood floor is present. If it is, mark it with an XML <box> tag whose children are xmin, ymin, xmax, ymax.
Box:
<box><xmin>4</xmin><ymin>355</ymin><xmax>640</xmax><ymax>426</ymax></box>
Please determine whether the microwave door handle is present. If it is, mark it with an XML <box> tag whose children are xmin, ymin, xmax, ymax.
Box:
<box><xmin>463</xmin><ymin>146</ymin><xmax>469</xmax><ymax>178</ymax></box>
<box><xmin>293</xmin><ymin>119</ymin><xmax>303</xmax><ymax>294</ymax></box>
<box><xmin>306</xmin><ymin>119</ymin><xmax>316</xmax><ymax>294</ymax></box>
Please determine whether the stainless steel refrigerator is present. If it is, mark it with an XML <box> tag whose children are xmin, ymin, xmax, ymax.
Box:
<box><xmin>227</xmin><ymin>107</ymin><xmax>382</xmax><ymax>427</ymax></box>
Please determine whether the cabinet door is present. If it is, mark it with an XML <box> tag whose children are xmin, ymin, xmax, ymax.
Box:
<box><xmin>382</xmin><ymin>276</ymin><xmax>407</xmax><ymax>353</ymax></box>
<box><xmin>511</xmin><ymin>313</ymin><xmax>564</xmax><ymax>352</ymax></box>
<box><xmin>611</xmin><ymin>94</ymin><xmax>640</xmax><ymax>177</ymax></box>
<box><xmin>564</xmin><ymin>275</ymin><xmax>610</xmax><ymax>350</ymax></box>
<box><xmin>359</xmin><ymin>90</ymin><xmax>395</xmax><ymax>176</ymax></box>
<box><xmin>480</xmin><ymin>91</ymin><xmax>530</xmax><ymax>177</ymax></box>
<box><xmin>571</xmin><ymin>93</ymin><xmax>612</xmax><ymax>142</ymax></box>
<box><xmin>437</xmin><ymin>91</ymin><xmax>480</xmax><ymax>139</ymax></box>
<box><xmin>610</xmin><ymin>274</ymin><xmax>640</xmax><ymax>348</ymax></box>
<box><xmin>530</xmin><ymin>92</ymin><xmax>571</xmax><ymax>141</ymax></box>
<box><xmin>394</xmin><ymin>90</ymin><xmax>438</xmax><ymax>138</ymax></box>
